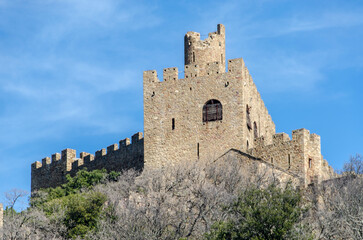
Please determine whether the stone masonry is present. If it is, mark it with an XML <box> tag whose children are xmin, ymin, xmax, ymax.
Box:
<box><xmin>31</xmin><ymin>24</ymin><xmax>336</xmax><ymax>191</ymax></box>
<box><xmin>31</xmin><ymin>133</ymin><xmax>143</xmax><ymax>191</ymax></box>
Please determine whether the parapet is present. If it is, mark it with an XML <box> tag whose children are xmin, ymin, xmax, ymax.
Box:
<box><xmin>163</xmin><ymin>67</ymin><xmax>178</xmax><ymax>82</ymax></box>
<box><xmin>31</xmin><ymin>132</ymin><xmax>144</xmax><ymax>191</ymax></box>
<box><xmin>143</xmin><ymin>70</ymin><xmax>159</xmax><ymax>83</ymax></box>
<box><xmin>251</xmin><ymin>129</ymin><xmax>326</xmax><ymax>185</ymax></box>
<box><xmin>227</xmin><ymin>58</ymin><xmax>245</xmax><ymax>74</ymax></box>
<box><xmin>254</xmin><ymin>129</ymin><xmax>319</xmax><ymax>149</ymax></box>
<box><xmin>292</xmin><ymin>128</ymin><xmax>311</xmax><ymax>141</ymax></box>
<box><xmin>272</xmin><ymin>133</ymin><xmax>291</xmax><ymax>144</ymax></box>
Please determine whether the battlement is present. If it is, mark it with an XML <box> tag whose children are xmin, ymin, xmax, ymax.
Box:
<box><xmin>144</xmin><ymin>58</ymin><xmax>246</xmax><ymax>86</ymax></box>
<box><xmin>163</xmin><ymin>67</ymin><xmax>178</xmax><ymax>82</ymax></box>
<box><xmin>250</xmin><ymin>128</ymin><xmax>325</xmax><ymax>185</ymax></box>
<box><xmin>31</xmin><ymin>132</ymin><xmax>144</xmax><ymax>191</ymax></box>
<box><xmin>227</xmin><ymin>58</ymin><xmax>245</xmax><ymax>74</ymax></box>
<box><xmin>253</xmin><ymin>129</ymin><xmax>320</xmax><ymax>149</ymax></box>
<box><xmin>143</xmin><ymin>70</ymin><xmax>159</xmax><ymax>83</ymax></box>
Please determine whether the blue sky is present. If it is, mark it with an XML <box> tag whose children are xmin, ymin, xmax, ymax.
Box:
<box><xmin>0</xmin><ymin>0</ymin><xmax>362</xmax><ymax>209</ymax></box>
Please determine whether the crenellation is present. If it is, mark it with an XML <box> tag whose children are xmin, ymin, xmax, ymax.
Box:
<box><xmin>184</xmin><ymin>64</ymin><xmax>200</xmax><ymax>79</ymax></box>
<box><xmin>205</xmin><ymin>61</ymin><xmax>224</xmax><ymax>76</ymax></box>
<box><xmin>80</xmin><ymin>152</ymin><xmax>90</xmax><ymax>159</ymax></box>
<box><xmin>84</xmin><ymin>154</ymin><xmax>94</xmax><ymax>164</ymax></box>
<box><xmin>51</xmin><ymin>153</ymin><xmax>61</xmax><ymax>163</ymax></box>
<box><xmin>272</xmin><ymin>133</ymin><xmax>291</xmax><ymax>144</ymax></box>
<box><xmin>163</xmin><ymin>67</ymin><xmax>178</xmax><ymax>82</ymax></box>
<box><xmin>95</xmin><ymin>149</ymin><xmax>106</xmax><ymax>159</ymax></box>
<box><xmin>310</xmin><ymin>133</ymin><xmax>320</xmax><ymax>143</ymax></box>
<box><xmin>227</xmin><ymin>58</ymin><xmax>244</xmax><ymax>74</ymax></box>
<box><xmin>292</xmin><ymin>128</ymin><xmax>310</xmax><ymax>141</ymax></box>
<box><xmin>42</xmin><ymin>157</ymin><xmax>51</xmax><ymax>166</ymax></box>
<box><xmin>143</xmin><ymin>70</ymin><xmax>159</xmax><ymax>83</ymax></box>
<box><xmin>107</xmin><ymin>144</ymin><xmax>118</xmax><ymax>154</ymax></box>
<box><xmin>120</xmin><ymin>138</ymin><xmax>131</xmax><ymax>147</ymax></box>
<box><xmin>32</xmin><ymin>161</ymin><xmax>42</xmax><ymax>169</ymax></box>
<box><xmin>132</xmin><ymin>132</ymin><xmax>143</xmax><ymax>143</ymax></box>
<box><xmin>31</xmin><ymin>132</ymin><xmax>144</xmax><ymax>191</ymax></box>
<box><xmin>61</xmin><ymin>148</ymin><xmax>76</xmax><ymax>162</ymax></box>
<box><xmin>32</xmin><ymin>24</ymin><xmax>337</xmax><ymax>193</ymax></box>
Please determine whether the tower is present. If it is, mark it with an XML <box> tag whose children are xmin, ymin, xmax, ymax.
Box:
<box><xmin>184</xmin><ymin>24</ymin><xmax>226</xmax><ymax>77</ymax></box>
<box><xmin>143</xmin><ymin>24</ymin><xmax>276</xmax><ymax>169</ymax></box>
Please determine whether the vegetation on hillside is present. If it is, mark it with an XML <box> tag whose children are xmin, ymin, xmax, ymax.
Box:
<box><xmin>1</xmin><ymin>155</ymin><xmax>362</xmax><ymax>239</ymax></box>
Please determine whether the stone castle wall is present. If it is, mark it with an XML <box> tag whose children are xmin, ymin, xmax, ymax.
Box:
<box><xmin>31</xmin><ymin>24</ymin><xmax>337</xmax><ymax>191</ymax></box>
<box><xmin>219</xmin><ymin>149</ymin><xmax>304</xmax><ymax>186</ymax></box>
<box><xmin>31</xmin><ymin>132</ymin><xmax>144</xmax><ymax>191</ymax></box>
<box><xmin>249</xmin><ymin>129</ymin><xmax>337</xmax><ymax>185</ymax></box>
<box><xmin>143</xmin><ymin>24</ymin><xmax>275</xmax><ymax>170</ymax></box>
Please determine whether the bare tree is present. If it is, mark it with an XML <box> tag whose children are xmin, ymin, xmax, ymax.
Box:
<box><xmin>307</xmin><ymin>154</ymin><xmax>363</xmax><ymax>240</ymax></box>
<box><xmin>4</xmin><ymin>188</ymin><xmax>28</xmax><ymax>211</ymax></box>
<box><xmin>87</xmin><ymin>156</ymin><xmax>295</xmax><ymax>239</ymax></box>
<box><xmin>343</xmin><ymin>154</ymin><xmax>363</xmax><ymax>175</ymax></box>
<box><xmin>1</xmin><ymin>208</ymin><xmax>66</xmax><ymax>240</ymax></box>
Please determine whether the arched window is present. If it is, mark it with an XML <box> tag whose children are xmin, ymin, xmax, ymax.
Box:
<box><xmin>203</xmin><ymin>99</ymin><xmax>222</xmax><ymax>122</ymax></box>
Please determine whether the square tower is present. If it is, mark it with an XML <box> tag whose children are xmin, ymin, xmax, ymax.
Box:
<box><xmin>143</xmin><ymin>25</ymin><xmax>276</xmax><ymax>169</ymax></box>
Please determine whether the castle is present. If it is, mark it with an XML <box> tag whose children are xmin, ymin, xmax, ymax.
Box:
<box><xmin>31</xmin><ymin>24</ymin><xmax>337</xmax><ymax>192</ymax></box>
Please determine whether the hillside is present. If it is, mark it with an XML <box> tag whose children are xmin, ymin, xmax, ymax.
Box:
<box><xmin>1</xmin><ymin>155</ymin><xmax>362</xmax><ymax>239</ymax></box>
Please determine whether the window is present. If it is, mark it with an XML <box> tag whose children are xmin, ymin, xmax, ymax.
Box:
<box><xmin>288</xmin><ymin>154</ymin><xmax>291</xmax><ymax>169</ymax></box>
<box><xmin>247</xmin><ymin>140</ymin><xmax>249</xmax><ymax>149</ymax></box>
<box><xmin>253</xmin><ymin>121</ymin><xmax>258</xmax><ymax>138</ymax></box>
<box><xmin>193</xmin><ymin>52</ymin><xmax>195</xmax><ymax>62</ymax></box>
<box><xmin>203</xmin><ymin>99</ymin><xmax>222</xmax><ymax>122</ymax></box>
<box><xmin>197</xmin><ymin>143</ymin><xmax>200</xmax><ymax>159</ymax></box>
<box><xmin>309</xmin><ymin>158</ymin><xmax>312</xmax><ymax>168</ymax></box>
<box><xmin>246</xmin><ymin>105</ymin><xmax>252</xmax><ymax>130</ymax></box>
<box><xmin>172</xmin><ymin>118</ymin><xmax>175</xmax><ymax>130</ymax></box>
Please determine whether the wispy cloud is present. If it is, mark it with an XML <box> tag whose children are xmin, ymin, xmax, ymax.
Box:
<box><xmin>0</xmin><ymin>0</ymin><xmax>154</xmax><ymax>148</ymax></box>
<box><xmin>249</xmin><ymin>52</ymin><xmax>325</xmax><ymax>93</ymax></box>
<box><xmin>33</xmin><ymin>0</ymin><xmax>161</xmax><ymax>42</ymax></box>
<box><xmin>244</xmin><ymin>11</ymin><xmax>363</xmax><ymax>39</ymax></box>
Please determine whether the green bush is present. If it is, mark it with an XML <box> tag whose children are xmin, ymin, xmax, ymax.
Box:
<box><xmin>64</xmin><ymin>191</ymin><xmax>107</xmax><ymax>239</ymax></box>
<box><xmin>206</xmin><ymin>183</ymin><xmax>311</xmax><ymax>240</ymax></box>
<box><xmin>31</xmin><ymin>169</ymin><xmax>119</xmax><ymax>208</ymax></box>
<box><xmin>29</xmin><ymin>169</ymin><xmax>118</xmax><ymax>239</ymax></box>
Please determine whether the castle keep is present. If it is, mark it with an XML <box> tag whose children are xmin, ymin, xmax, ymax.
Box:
<box><xmin>31</xmin><ymin>24</ymin><xmax>336</xmax><ymax>191</ymax></box>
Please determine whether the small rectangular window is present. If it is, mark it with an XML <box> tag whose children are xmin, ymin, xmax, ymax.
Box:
<box><xmin>172</xmin><ymin>118</ymin><xmax>175</xmax><ymax>130</ymax></box>
<box><xmin>309</xmin><ymin>158</ymin><xmax>312</xmax><ymax>168</ymax></box>
<box><xmin>288</xmin><ymin>154</ymin><xmax>291</xmax><ymax>169</ymax></box>
<box><xmin>197</xmin><ymin>143</ymin><xmax>200</xmax><ymax>159</ymax></box>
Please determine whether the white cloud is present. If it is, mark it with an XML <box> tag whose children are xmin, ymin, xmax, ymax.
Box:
<box><xmin>249</xmin><ymin>51</ymin><xmax>327</xmax><ymax>93</ymax></box>
<box><xmin>32</xmin><ymin>0</ymin><xmax>161</xmax><ymax>42</ymax></box>
<box><xmin>239</xmin><ymin>10</ymin><xmax>363</xmax><ymax>40</ymax></box>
